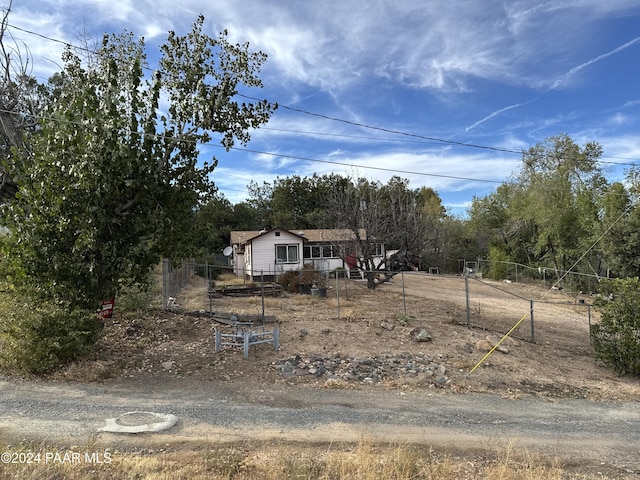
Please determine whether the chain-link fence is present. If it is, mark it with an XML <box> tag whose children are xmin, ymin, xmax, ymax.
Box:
<box><xmin>474</xmin><ymin>259</ymin><xmax>603</xmax><ymax>294</ymax></box>
<box><xmin>464</xmin><ymin>274</ymin><xmax>594</xmax><ymax>344</ymax></box>
<box><xmin>159</xmin><ymin>260</ymin><xmax>595</xmax><ymax>347</ymax></box>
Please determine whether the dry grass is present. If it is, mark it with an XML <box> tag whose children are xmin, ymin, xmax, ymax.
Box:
<box><xmin>0</xmin><ymin>435</ymin><xmax>616</xmax><ymax>480</ymax></box>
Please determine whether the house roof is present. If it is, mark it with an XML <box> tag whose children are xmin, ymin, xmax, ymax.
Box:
<box><xmin>230</xmin><ymin>228</ymin><xmax>367</xmax><ymax>245</ymax></box>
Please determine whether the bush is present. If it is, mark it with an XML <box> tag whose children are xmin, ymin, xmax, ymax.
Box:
<box><xmin>277</xmin><ymin>270</ymin><xmax>299</xmax><ymax>293</ymax></box>
<box><xmin>117</xmin><ymin>283</ymin><xmax>155</xmax><ymax>312</ymax></box>
<box><xmin>591</xmin><ymin>278</ymin><xmax>640</xmax><ymax>375</ymax></box>
<box><xmin>0</xmin><ymin>285</ymin><xmax>103</xmax><ymax>373</ymax></box>
<box><xmin>486</xmin><ymin>246</ymin><xmax>512</xmax><ymax>280</ymax></box>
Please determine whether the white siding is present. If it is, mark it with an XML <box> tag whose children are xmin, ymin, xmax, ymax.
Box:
<box><xmin>250</xmin><ymin>230</ymin><xmax>303</xmax><ymax>277</ymax></box>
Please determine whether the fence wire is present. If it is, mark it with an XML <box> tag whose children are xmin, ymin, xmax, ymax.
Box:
<box><xmin>466</xmin><ymin>275</ymin><xmax>593</xmax><ymax>343</ymax></box>
<box><xmin>159</xmin><ymin>261</ymin><xmax>595</xmax><ymax>346</ymax></box>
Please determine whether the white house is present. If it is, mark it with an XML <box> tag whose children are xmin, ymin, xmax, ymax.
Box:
<box><xmin>229</xmin><ymin>227</ymin><xmax>385</xmax><ymax>281</ymax></box>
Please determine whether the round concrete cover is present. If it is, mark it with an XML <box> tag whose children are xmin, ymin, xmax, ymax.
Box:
<box><xmin>98</xmin><ymin>411</ymin><xmax>178</xmax><ymax>434</ymax></box>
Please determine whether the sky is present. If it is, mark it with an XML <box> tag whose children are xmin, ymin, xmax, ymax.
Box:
<box><xmin>7</xmin><ymin>1</ymin><xmax>640</xmax><ymax>216</ymax></box>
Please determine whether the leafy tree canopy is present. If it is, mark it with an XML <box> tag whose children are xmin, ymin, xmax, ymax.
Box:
<box><xmin>467</xmin><ymin>134</ymin><xmax>611</xmax><ymax>283</ymax></box>
<box><xmin>0</xmin><ymin>15</ymin><xmax>276</xmax><ymax>309</ymax></box>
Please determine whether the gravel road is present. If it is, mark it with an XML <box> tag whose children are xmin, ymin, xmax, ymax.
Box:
<box><xmin>0</xmin><ymin>376</ymin><xmax>638</xmax><ymax>474</ymax></box>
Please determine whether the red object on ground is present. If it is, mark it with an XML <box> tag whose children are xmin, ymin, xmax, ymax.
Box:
<box><xmin>99</xmin><ymin>298</ymin><xmax>115</xmax><ymax>318</ymax></box>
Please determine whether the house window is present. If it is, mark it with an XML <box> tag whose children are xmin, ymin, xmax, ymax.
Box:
<box><xmin>304</xmin><ymin>245</ymin><xmax>322</xmax><ymax>259</ymax></box>
<box><xmin>323</xmin><ymin>245</ymin><xmax>340</xmax><ymax>258</ymax></box>
<box><xmin>304</xmin><ymin>244</ymin><xmax>340</xmax><ymax>259</ymax></box>
<box><xmin>276</xmin><ymin>244</ymin><xmax>299</xmax><ymax>263</ymax></box>
<box><xmin>374</xmin><ymin>243</ymin><xmax>383</xmax><ymax>257</ymax></box>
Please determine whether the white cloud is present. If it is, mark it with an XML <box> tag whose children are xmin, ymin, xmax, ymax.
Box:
<box><xmin>14</xmin><ymin>0</ymin><xmax>640</xmax><ymax>94</ymax></box>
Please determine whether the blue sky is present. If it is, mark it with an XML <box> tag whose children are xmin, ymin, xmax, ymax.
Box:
<box><xmin>9</xmin><ymin>1</ymin><xmax>640</xmax><ymax>216</ymax></box>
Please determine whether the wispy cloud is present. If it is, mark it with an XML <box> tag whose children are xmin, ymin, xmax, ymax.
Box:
<box><xmin>550</xmin><ymin>36</ymin><xmax>640</xmax><ymax>90</ymax></box>
<box><xmin>465</xmin><ymin>101</ymin><xmax>534</xmax><ymax>132</ymax></box>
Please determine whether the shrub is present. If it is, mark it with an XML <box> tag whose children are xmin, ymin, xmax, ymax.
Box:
<box><xmin>277</xmin><ymin>270</ymin><xmax>299</xmax><ymax>293</ymax></box>
<box><xmin>591</xmin><ymin>278</ymin><xmax>640</xmax><ymax>375</ymax></box>
<box><xmin>0</xmin><ymin>285</ymin><xmax>103</xmax><ymax>373</ymax></box>
<box><xmin>486</xmin><ymin>246</ymin><xmax>512</xmax><ymax>280</ymax></box>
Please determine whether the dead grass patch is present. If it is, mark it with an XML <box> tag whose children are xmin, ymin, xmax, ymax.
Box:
<box><xmin>0</xmin><ymin>435</ymin><xmax>612</xmax><ymax>480</ymax></box>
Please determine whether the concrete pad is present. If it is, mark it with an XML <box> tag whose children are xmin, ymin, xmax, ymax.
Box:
<box><xmin>98</xmin><ymin>411</ymin><xmax>178</xmax><ymax>434</ymax></box>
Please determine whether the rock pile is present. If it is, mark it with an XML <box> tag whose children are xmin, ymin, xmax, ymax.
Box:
<box><xmin>275</xmin><ymin>352</ymin><xmax>450</xmax><ymax>386</ymax></box>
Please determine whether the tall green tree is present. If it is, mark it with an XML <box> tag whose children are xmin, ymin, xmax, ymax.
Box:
<box><xmin>193</xmin><ymin>194</ymin><xmax>236</xmax><ymax>256</ymax></box>
<box><xmin>246</xmin><ymin>179</ymin><xmax>274</xmax><ymax>229</ymax></box>
<box><xmin>247</xmin><ymin>173</ymin><xmax>349</xmax><ymax>230</ymax></box>
<box><xmin>1</xmin><ymin>16</ymin><xmax>275</xmax><ymax>309</ymax></box>
<box><xmin>467</xmin><ymin>134</ymin><xmax>608</xmax><ymax>284</ymax></box>
<box><xmin>600</xmin><ymin>170</ymin><xmax>640</xmax><ymax>278</ymax></box>
<box><xmin>270</xmin><ymin>174</ymin><xmax>335</xmax><ymax>229</ymax></box>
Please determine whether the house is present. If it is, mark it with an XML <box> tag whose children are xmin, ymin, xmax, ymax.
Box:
<box><xmin>229</xmin><ymin>227</ymin><xmax>385</xmax><ymax>282</ymax></box>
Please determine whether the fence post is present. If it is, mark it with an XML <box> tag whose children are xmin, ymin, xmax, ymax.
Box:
<box><xmin>261</xmin><ymin>270</ymin><xmax>265</xmax><ymax>323</ymax></box>
<box><xmin>401</xmin><ymin>272</ymin><xmax>407</xmax><ymax>317</ymax></box>
<box><xmin>464</xmin><ymin>273</ymin><xmax>470</xmax><ymax>326</ymax></box>
<box><xmin>336</xmin><ymin>274</ymin><xmax>340</xmax><ymax>320</ymax></box>
<box><xmin>243</xmin><ymin>330</ymin><xmax>250</xmax><ymax>359</ymax></box>
<box><xmin>530</xmin><ymin>299</ymin><xmax>535</xmax><ymax>343</ymax></box>
<box><xmin>344</xmin><ymin>273</ymin><xmax>348</xmax><ymax>300</ymax></box>
<box><xmin>588</xmin><ymin>305</ymin><xmax>592</xmax><ymax>345</ymax></box>
<box><xmin>273</xmin><ymin>326</ymin><xmax>279</xmax><ymax>351</ymax></box>
<box><xmin>162</xmin><ymin>258</ymin><xmax>170</xmax><ymax>310</ymax></box>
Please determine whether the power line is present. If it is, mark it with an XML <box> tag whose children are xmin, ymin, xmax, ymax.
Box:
<box><xmin>6</xmin><ymin>22</ymin><xmax>640</xmax><ymax>179</ymax></box>
<box><xmin>0</xmin><ymin>107</ymin><xmax>504</xmax><ymax>185</ymax></box>
<box><xmin>239</xmin><ymin>94</ymin><xmax>522</xmax><ymax>155</ymax></box>
<box><xmin>8</xmin><ymin>23</ymin><xmax>94</xmax><ymax>53</ymax></box>
<box><xmin>9</xmin><ymin>22</ymin><xmax>640</xmax><ymax>169</ymax></box>
<box><xmin>240</xmin><ymin>94</ymin><xmax>640</xmax><ymax>168</ymax></box>
<box><xmin>215</xmin><ymin>144</ymin><xmax>503</xmax><ymax>184</ymax></box>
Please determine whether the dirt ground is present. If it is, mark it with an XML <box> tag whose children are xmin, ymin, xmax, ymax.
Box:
<box><xmin>67</xmin><ymin>272</ymin><xmax>640</xmax><ymax>402</ymax></box>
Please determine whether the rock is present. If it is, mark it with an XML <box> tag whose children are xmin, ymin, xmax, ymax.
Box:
<box><xmin>126</xmin><ymin>324</ymin><xmax>142</xmax><ymax>335</ymax></box>
<box><xmin>380</xmin><ymin>321</ymin><xmax>396</xmax><ymax>331</ymax></box>
<box><xmin>487</xmin><ymin>334</ymin><xmax>518</xmax><ymax>349</ymax></box>
<box><xmin>485</xmin><ymin>336</ymin><xmax>509</xmax><ymax>354</ymax></box>
<box><xmin>475</xmin><ymin>338</ymin><xmax>509</xmax><ymax>354</ymax></box>
<box><xmin>161</xmin><ymin>361</ymin><xmax>174</xmax><ymax>371</ymax></box>
<box><xmin>281</xmin><ymin>361</ymin><xmax>295</xmax><ymax>374</ymax></box>
<box><xmin>276</xmin><ymin>352</ymin><xmax>453</xmax><ymax>388</ymax></box>
<box><xmin>409</xmin><ymin>327</ymin><xmax>432</xmax><ymax>342</ymax></box>
<box><xmin>475</xmin><ymin>339</ymin><xmax>493</xmax><ymax>352</ymax></box>
<box><xmin>435</xmin><ymin>376</ymin><xmax>448</xmax><ymax>386</ymax></box>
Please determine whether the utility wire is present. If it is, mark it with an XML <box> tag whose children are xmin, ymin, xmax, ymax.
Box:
<box><xmin>8</xmin><ymin>22</ymin><xmax>640</xmax><ymax>169</ymax></box>
<box><xmin>240</xmin><ymin>93</ymin><xmax>640</xmax><ymax>168</ymax></box>
<box><xmin>239</xmin><ymin>93</ymin><xmax>521</xmax><ymax>155</ymax></box>
<box><xmin>468</xmin><ymin>202</ymin><xmax>632</xmax><ymax>376</ymax></box>
<box><xmin>0</xmin><ymin>107</ymin><xmax>504</xmax><ymax>185</ymax></box>
<box><xmin>214</xmin><ymin>144</ymin><xmax>503</xmax><ymax>184</ymax></box>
